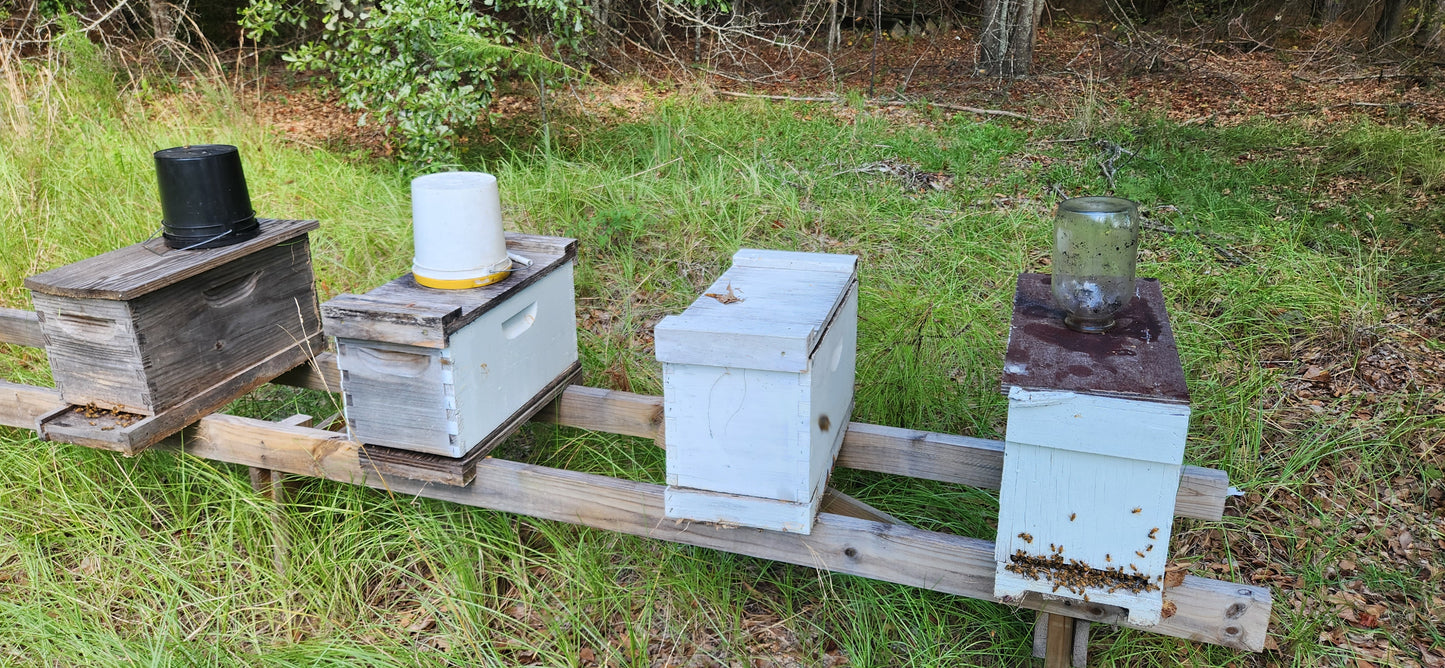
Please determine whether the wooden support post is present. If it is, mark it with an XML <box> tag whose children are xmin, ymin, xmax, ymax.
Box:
<box><xmin>1045</xmin><ymin>613</ymin><xmax>1076</xmax><ymax>668</ymax></box>
<box><xmin>1033</xmin><ymin>613</ymin><xmax>1089</xmax><ymax>667</ymax></box>
<box><xmin>249</xmin><ymin>413</ymin><xmax>312</xmax><ymax>577</ymax></box>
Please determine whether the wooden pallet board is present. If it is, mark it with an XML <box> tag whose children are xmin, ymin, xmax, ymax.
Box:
<box><xmin>357</xmin><ymin>362</ymin><xmax>583</xmax><ymax>486</ymax></box>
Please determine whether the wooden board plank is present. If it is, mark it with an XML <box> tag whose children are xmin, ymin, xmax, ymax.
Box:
<box><xmin>1045</xmin><ymin>613</ymin><xmax>1076</xmax><ymax>668</ymax></box>
<box><xmin>0</xmin><ymin>380</ymin><xmax>60</xmax><ymax>426</ymax></box>
<box><xmin>277</xmin><ymin>366</ymin><xmax>1227</xmax><ymax>521</ymax></box>
<box><xmin>819</xmin><ymin>489</ymin><xmax>903</xmax><ymax>525</ymax></box>
<box><xmin>0</xmin><ymin>381</ymin><xmax>1271</xmax><ymax>651</ymax></box>
<box><xmin>0</xmin><ymin>308</ymin><xmax>44</xmax><ymax>348</ymax></box>
<box><xmin>533</xmin><ymin>385</ymin><xmax>663</xmax><ymax>439</ymax></box>
<box><xmin>24</xmin><ymin>219</ymin><xmax>318</xmax><ymax>300</ymax></box>
<box><xmin>532</xmin><ymin>388</ymin><xmax>1232</xmax><ymax>523</ymax></box>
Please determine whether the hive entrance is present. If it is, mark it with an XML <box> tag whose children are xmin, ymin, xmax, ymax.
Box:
<box><xmin>1005</xmin><ymin>550</ymin><xmax>1160</xmax><ymax>598</ymax></box>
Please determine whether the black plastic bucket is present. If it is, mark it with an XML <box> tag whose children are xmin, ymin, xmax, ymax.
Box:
<box><xmin>154</xmin><ymin>144</ymin><xmax>259</xmax><ymax>250</ymax></box>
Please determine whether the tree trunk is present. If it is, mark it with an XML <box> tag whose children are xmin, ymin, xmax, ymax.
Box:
<box><xmin>149</xmin><ymin>0</ymin><xmax>176</xmax><ymax>40</ymax></box>
<box><xmin>1371</xmin><ymin>0</ymin><xmax>1406</xmax><ymax>49</ymax></box>
<box><xmin>648</xmin><ymin>0</ymin><xmax>666</xmax><ymax>50</ymax></box>
<box><xmin>827</xmin><ymin>0</ymin><xmax>839</xmax><ymax>57</ymax></box>
<box><xmin>1310</xmin><ymin>0</ymin><xmax>1343</xmax><ymax>23</ymax></box>
<box><xmin>1417</xmin><ymin>0</ymin><xmax>1445</xmax><ymax>48</ymax></box>
<box><xmin>979</xmin><ymin>0</ymin><xmax>1045</xmax><ymax>78</ymax></box>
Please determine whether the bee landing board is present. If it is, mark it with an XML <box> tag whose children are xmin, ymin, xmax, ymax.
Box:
<box><xmin>321</xmin><ymin>235</ymin><xmax>579</xmax><ymax>464</ymax></box>
<box><xmin>655</xmin><ymin>249</ymin><xmax>858</xmax><ymax>534</ymax></box>
<box><xmin>994</xmin><ymin>273</ymin><xmax>1191</xmax><ymax>626</ymax></box>
<box><xmin>24</xmin><ymin>219</ymin><xmax>324</xmax><ymax>454</ymax></box>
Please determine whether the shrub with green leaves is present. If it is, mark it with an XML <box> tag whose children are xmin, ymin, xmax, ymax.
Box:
<box><xmin>241</xmin><ymin>0</ymin><xmax>583</xmax><ymax>167</ymax></box>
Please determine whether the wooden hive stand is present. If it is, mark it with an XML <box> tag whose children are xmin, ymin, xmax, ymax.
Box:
<box><xmin>321</xmin><ymin>234</ymin><xmax>582</xmax><ymax>487</ymax></box>
<box><xmin>24</xmin><ymin>219</ymin><xmax>324</xmax><ymax>455</ymax></box>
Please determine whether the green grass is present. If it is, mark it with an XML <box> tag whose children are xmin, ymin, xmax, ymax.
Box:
<box><xmin>2</xmin><ymin>44</ymin><xmax>1443</xmax><ymax>666</ymax></box>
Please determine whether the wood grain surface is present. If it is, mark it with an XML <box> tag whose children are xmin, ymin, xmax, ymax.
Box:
<box><xmin>24</xmin><ymin>219</ymin><xmax>318</xmax><ymax>300</ymax></box>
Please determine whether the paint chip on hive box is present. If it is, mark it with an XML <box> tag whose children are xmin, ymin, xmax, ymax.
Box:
<box><xmin>656</xmin><ymin>249</ymin><xmax>858</xmax><ymax>534</ymax></box>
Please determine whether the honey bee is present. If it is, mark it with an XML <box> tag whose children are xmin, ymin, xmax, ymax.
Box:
<box><xmin>1105</xmin><ymin>554</ymin><xmax>1112</xmax><ymax>563</ymax></box>
<box><xmin>1148</xmin><ymin>527</ymin><xmax>1159</xmax><ymax>539</ymax></box>
<box><xmin>1129</xmin><ymin>564</ymin><xmax>1139</xmax><ymax>572</ymax></box>
<box><xmin>1146</xmin><ymin>544</ymin><xmax>1153</xmax><ymax>552</ymax></box>
<box><xmin>1135</xmin><ymin>550</ymin><xmax>1146</xmax><ymax>558</ymax></box>
<box><xmin>1069</xmin><ymin>513</ymin><xmax>1077</xmax><ymax>521</ymax></box>
<box><xmin>1132</xmin><ymin>507</ymin><xmax>1142</xmax><ymax>514</ymax></box>
<box><xmin>1018</xmin><ymin>532</ymin><xmax>1033</xmax><ymax>543</ymax></box>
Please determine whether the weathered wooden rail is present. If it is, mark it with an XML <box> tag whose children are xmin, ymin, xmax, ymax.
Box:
<box><xmin>0</xmin><ymin>306</ymin><xmax>1270</xmax><ymax>652</ymax></box>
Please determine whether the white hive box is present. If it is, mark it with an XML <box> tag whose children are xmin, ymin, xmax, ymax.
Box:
<box><xmin>321</xmin><ymin>234</ymin><xmax>580</xmax><ymax>465</ymax></box>
<box><xmin>655</xmin><ymin>249</ymin><xmax>858</xmax><ymax>534</ymax></box>
<box><xmin>994</xmin><ymin>273</ymin><xmax>1191</xmax><ymax>626</ymax></box>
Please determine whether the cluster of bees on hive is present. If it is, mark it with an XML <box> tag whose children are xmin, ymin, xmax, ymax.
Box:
<box><xmin>1003</xmin><ymin>511</ymin><xmax>1164</xmax><ymax>601</ymax></box>
<box><xmin>79</xmin><ymin>403</ymin><xmax>142</xmax><ymax>430</ymax></box>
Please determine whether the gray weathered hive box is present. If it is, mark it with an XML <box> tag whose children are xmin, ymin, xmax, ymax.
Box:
<box><xmin>321</xmin><ymin>234</ymin><xmax>579</xmax><ymax>463</ymax></box>
<box><xmin>26</xmin><ymin>218</ymin><xmax>322</xmax><ymax>416</ymax></box>
<box><xmin>655</xmin><ymin>249</ymin><xmax>858</xmax><ymax>534</ymax></box>
<box><xmin>994</xmin><ymin>273</ymin><xmax>1190</xmax><ymax>626</ymax></box>
<box><xmin>24</xmin><ymin>219</ymin><xmax>324</xmax><ymax>454</ymax></box>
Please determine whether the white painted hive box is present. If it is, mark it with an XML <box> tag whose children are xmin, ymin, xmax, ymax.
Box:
<box><xmin>321</xmin><ymin>234</ymin><xmax>579</xmax><ymax>458</ymax></box>
<box><xmin>655</xmin><ymin>249</ymin><xmax>858</xmax><ymax>534</ymax></box>
<box><xmin>994</xmin><ymin>273</ymin><xmax>1191</xmax><ymax>626</ymax></box>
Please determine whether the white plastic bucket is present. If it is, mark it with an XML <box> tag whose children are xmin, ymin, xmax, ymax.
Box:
<box><xmin>411</xmin><ymin>172</ymin><xmax>512</xmax><ymax>290</ymax></box>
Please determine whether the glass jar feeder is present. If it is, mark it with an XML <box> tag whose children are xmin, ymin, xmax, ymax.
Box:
<box><xmin>1051</xmin><ymin>196</ymin><xmax>1140</xmax><ymax>334</ymax></box>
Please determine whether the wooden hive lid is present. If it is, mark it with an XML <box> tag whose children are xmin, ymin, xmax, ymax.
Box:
<box><xmin>24</xmin><ymin>218</ymin><xmax>318</xmax><ymax>300</ymax></box>
<box><xmin>1001</xmin><ymin>272</ymin><xmax>1190</xmax><ymax>405</ymax></box>
<box><xmin>655</xmin><ymin>249</ymin><xmax>858</xmax><ymax>373</ymax></box>
<box><xmin>320</xmin><ymin>233</ymin><xmax>576</xmax><ymax>349</ymax></box>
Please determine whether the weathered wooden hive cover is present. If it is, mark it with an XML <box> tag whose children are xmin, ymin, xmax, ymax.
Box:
<box><xmin>655</xmin><ymin>249</ymin><xmax>859</xmax><ymax>534</ymax></box>
<box><xmin>994</xmin><ymin>273</ymin><xmax>1191</xmax><ymax>626</ymax></box>
<box><xmin>1001</xmin><ymin>273</ymin><xmax>1189</xmax><ymax>405</ymax></box>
